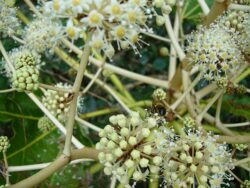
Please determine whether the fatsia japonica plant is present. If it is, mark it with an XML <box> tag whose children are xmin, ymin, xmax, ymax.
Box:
<box><xmin>0</xmin><ymin>0</ymin><xmax>250</xmax><ymax>187</ymax></box>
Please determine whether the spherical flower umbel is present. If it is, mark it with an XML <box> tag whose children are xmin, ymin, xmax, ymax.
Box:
<box><xmin>41</xmin><ymin>0</ymin><xmax>176</xmax><ymax>58</ymax></box>
<box><xmin>96</xmin><ymin>112</ymin><xmax>166</xmax><ymax>186</ymax></box>
<box><xmin>38</xmin><ymin>116</ymin><xmax>54</xmax><ymax>133</ymax></box>
<box><xmin>23</xmin><ymin>17</ymin><xmax>63</xmax><ymax>53</ymax></box>
<box><xmin>42</xmin><ymin>83</ymin><xmax>72</xmax><ymax>121</ymax></box>
<box><xmin>0</xmin><ymin>136</ymin><xmax>10</xmax><ymax>153</ymax></box>
<box><xmin>186</xmin><ymin>23</ymin><xmax>246</xmax><ymax>82</ymax></box>
<box><xmin>12</xmin><ymin>66</ymin><xmax>39</xmax><ymax>92</ymax></box>
<box><xmin>161</xmin><ymin>129</ymin><xmax>234</xmax><ymax>187</ymax></box>
<box><xmin>152</xmin><ymin>88</ymin><xmax>167</xmax><ymax>101</ymax></box>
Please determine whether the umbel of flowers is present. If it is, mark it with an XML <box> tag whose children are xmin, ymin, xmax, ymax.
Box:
<box><xmin>0</xmin><ymin>136</ymin><xmax>10</xmax><ymax>153</ymax></box>
<box><xmin>161</xmin><ymin>128</ymin><xmax>234</xmax><ymax>188</ymax></box>
<box><xmin>186</xmin><ymin>23</ymin><xmax>246</xmax><ymax>82</ymax></box>
<box><xmin>0</xmin><ymin>0</ymin><xmax>21</xmax><ymax>37</ymax></box>
<box><xmin>40</xmin><ymin>0</ymin><xmax>176</xmax><ymax>58</ymax></box>
<box><xmin>11</xmin><ymin>51</ymin><xmax>40</xmax><ymax>92</ymax></box>
<box><xmin>42</xmin><ymin>83</ymin><xmax>72</xmax><ymax>121</ymax></box>
<box><xmin>96</xmin><ymin>112</ymin><xmax>166</xmax><ymax>186</ymax></box>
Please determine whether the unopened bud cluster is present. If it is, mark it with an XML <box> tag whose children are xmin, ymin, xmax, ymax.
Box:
<box><xmin>152</xmin><ymin>88</ymin><xmax>167</xmax><ymax>101</ymax></box>
<box><xmin>96</xmin><ymin>112</ymin><xmax>165</xmax><ymax>186</ymax></box>
<box><xmin>38</xmin><ymin>116</ymin><xmax>54</xmax><ymax>133</ymax></box>
<box><xmin>183</xmin><ymin>116</ymin><xmax>196</xmax><ymax>128</ymax></box>
<box><xmin>12</xmin><ymin>53</ymin><xmax>39</xmax><ymax>92</ymax></box>
<box><xmin>42</xmin><ymin>83</ymin><xmax>72</xmax><ymax>121</ymax></box>
<box><xmin>235</xmin><ymin>143</ymin><xmax>248</xmax><ymax>151</ymax></box>
<box><xmin>0</xmin><ymin>136</ymin><xmax>10</xmax><ymax>153</ymax></box>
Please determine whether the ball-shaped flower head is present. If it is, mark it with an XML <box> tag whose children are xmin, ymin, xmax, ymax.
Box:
<box><xmin>161</xmin><ymin>128</ymin><xmax>234</xmax><ymax>187</ymax></box>
<box><xmin>41</xmin><ymin>0</ymin><xmax>176</xmax><ymax>59</ymax></box>
<box><xmin>38</xmin><ymin>116</ymin><xmax>54</xmax><ymax>132</ymax></box>
<box><xmin>12</xmin><ymin>66</ymin><xmax>39</xmax><ymax>92</ymax></box>
<box><xmin>186</xmin><ymin>24</ymin><xmax>246</xmax><ymax>82</ymax></box>
<box><xmin>96</xmin><ymin>112</ymin><xmax>167</xmax><ymax>186</ymax></box>
<box><xmin>0</xmin><ymin>136</ymin><xmax>10</xmax><ymax>153</ymax></box>
<box><xmin>14</xmin><ymin>53</ymin><xmax>37</xmax><ymax>69</ymax></box>
<box><xmin>23</xmin><ymin>17</ymin><xmax>63</xmax><ymax>53</ymax></box>
<box><xmin>42</xmin><ymin>83</ymin><xmax>72</xmax><ymax>121</ymax></box>
<box><xmin>0</xmin><ymin>0</ymin><xmax>21</xmax><ymax>37</ymax></box>
<box><xmin>241</xmin><ymin>180</ymin><xmax>250</xmax><ymax>188</ymax></box>
<box><xmin>152</xmin><ymin>88</ymin><xmax>167</xmax><ymax>101</ymax></box>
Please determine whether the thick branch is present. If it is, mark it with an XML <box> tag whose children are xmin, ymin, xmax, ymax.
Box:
<box><xmin>8</xmin><ymin>148</ymin><xmax>98</xmax><ymax>188</ymax></box>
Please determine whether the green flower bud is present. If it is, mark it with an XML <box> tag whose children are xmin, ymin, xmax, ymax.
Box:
<box><xmin>15</xmin><ymin>54</ymin><xmax>36</xmax><ymax>69</ymax></box>
<box><xmin>38</xmin><ymin>116</ymin><xmax>54</xmax><ymax>132</ymax></box>
<box><xmin>152</xmin><ymin>88</ymin><xmax>167</xmax><ymax>101</ymax></box>
<box><xmin>12</xmin><ymin>66</ymin><xmax>39</xmax><ymax>92</ymax></box>
<box><xmin>0</xmin><ymin>136</ymin><xmax>10</xmax><ymax>153</ymax></box>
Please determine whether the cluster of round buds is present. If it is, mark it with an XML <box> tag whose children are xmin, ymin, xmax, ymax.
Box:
<box><xmin>96</xmin><ymin>112</ymin><xmax>166</xmax><ymax>186</ymax></box>
<box><xmin>23</xmin><ymin>17</ymin><xmax>63</xmax><ymax>53</ymax></box>
<box><xmin>186</xmin><ymin>23</ymin><xmax>246</xmax><ymax>82</ymax></box>
<box><xmin>161</xmin><ymin>129</ymin><xmax>234</xmax><ymax>188</ymax></box>
<box><xmin>152</xmin><ymin>88</ymin><xmax>167</xmax><ymax>101</ymax></box>
<box><xmin>241</xmin><ymin>180</ymin><xmax>250</xmax><ymax>188</ymax></box>
<box><xmin>232</xmin><ymin>0</ymin><xmax>250</xmax><ymax>4</ymax></box>
<box><xmin>38</xmin><ymin>116</ymin><xmax>54</xmax><ymax>133</ymax></box>
<box><xmin>182</xmin><ymin>116</ymin><xmax>196</xmax><ymax>128</ymax></box>
<box><xmin>42</xmin><ymin>0</ymin><xmax>175</xmax><ymax>59</ymax></box>
<box><xmin>0</xmin><ymin>0</ymin><xmax>21</xmax><ymax>37</ymax></box>
<box><xmin>12</xmin><ymin>66</ymin><xmax>39</xmax><ymax>92</ymax></box>
<box><xmin>42</xmin><ymin>83</ymin><xmax>72</xmax><ymax>121</ymax></box>
<box><xmin>220</xmin><ymin>10</ymin><xmax>248</xmax><ymax>32</ymax></box>
<box><xmin>0</xmin><ymin>136</ymin><xmax>10</xmax><ymax>153</ymax></box>
<box><xmin>216</xmin><ymin>77</ymin><xmax>228</xmax><ymax>89</ymax></box>
<box><xmin>234</xmin><ymin>143</ymin><xmax>248</xmax><ymax>151</ymax></box>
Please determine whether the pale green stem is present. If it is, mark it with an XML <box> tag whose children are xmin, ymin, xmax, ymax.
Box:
<box><xmin>75</xmin><ymin>116</ymin><xmax>102</xmax><ymax>132</ymax></box>
<box><xmin>61</xmin><ymin>39</ymin><xmax>169</xmax><ymax>88</ymax></box>
<box><xmin>234</xmin><ymin>157</ymin><xmax>250</xmax><ymax>166</ymax></box>
<box><xmin>168</xmin><ymin>10</ymin><xmax>179</xmax><ymax>80</ymax></box>
<box><xmin>171</xmin><ymin>72</ymin><xmax>202</xmax><ymax>110</ymax></box>
<box><xmin>164</xmin><ymin>14</ymin><xmax>186</xmax><ymax>60</ymax></box>
<box><xmin>215</xmin><ymin>95</ymin><xmax>234</xmax><ymax>136</ymax></box>
<box><xmin>63</xmin><ymin>44</ymin><xmax>91</xmax><ymax>156</ymax></box>
<box><xmin>217</xmin><ymin>135</ymin><xmax>250</xmax><ymax>144</ymax></box>
<box><xmin>197</xmin><ymin>0</ymin><xmax>210</xmax><ymax>15</ymax></box>
<box><xmin>196</xmin><ymin>90</ymin><xmax>223</xmax><ymax>125</ymax></box>
<box><xmin>3</xmin><ymin>152</ymin><xmax>10</xmax><ymax>185</ymax></box>
<box><xmin>141</xmin><ymin>31</ymin><xmax>171</xmax><ymax>43</ymax></box>
<box><xmin>0</xmin><ymin>88</ymin><xmax>16</xmax><ymax>93</ymax></box>
<box><xmin>8</xmin><ymin>159</ymin><xmax>92</xmax><ymax>172</ymax></box>
<box><xmin>39</xmin><ymin>83</ymin><xmax>72</xmax><ymax>93</ymax></box>
<box><xmin>228</xmin><ymin>4</ymin><xmax>250</xmax><ymax>11</ymax></box>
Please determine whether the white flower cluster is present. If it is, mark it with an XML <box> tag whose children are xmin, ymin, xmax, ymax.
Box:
<box><xmin>42</xmin><ymin>83</ymin><xmax>72</xmax><ymax>121</ymax></box>
<box><xmin>161</xmin><ymin>129</ymin><xmax>234</xmax><ymax>188</ymax></box>
<box><xmin>0</xmin><ymin>0</ymin><xmax>21</xmax><ymax>37</ymax></box>
<box><xmin>0</xmin><ymin>136</ymin><xmax>10</xmax><ymax>153</ymax></box>
<box><xmin>186</xmin><ymin>23</ymin><xmax>246</xmax><ymax>81</ymax></box>
<box><xmin>96</xmin><ymin>112</ymin><xmax>165</xmax><ymax>187</ymax></box>
<box><xmin>97</xmin><ymin>113</ymin><xmax>234</xmax><ymax>187</ymax></box>
<box><xmin>41</xmin><ymin>0</ymin><xmax>176</xmax><ymax>58</ymax></box>
<box><xmin>23</xmin><ymin>17</ymin><xmax>64</xmax><ymax>53</ymax></box>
